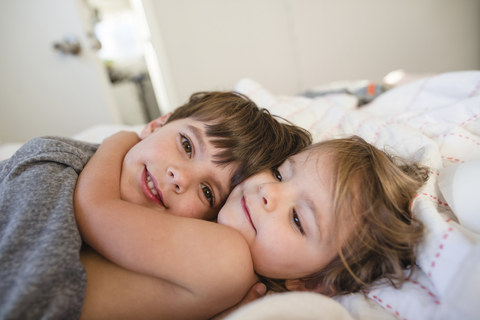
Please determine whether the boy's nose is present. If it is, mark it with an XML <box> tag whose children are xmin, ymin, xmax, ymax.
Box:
<box><xmin>167</xmin><ymin>166</ymin><xmax>190</xmax><ymax>193</ymax></box>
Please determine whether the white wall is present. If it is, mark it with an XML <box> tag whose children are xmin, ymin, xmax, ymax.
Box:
<box><xmin>147</xmin><ymin>0</ymin><xmax>480</xmax><ymax>106</ymax></box>
<box><xmin>0</xmin><ymin>0</ymin><xmax>119</xmax><ymax>143</ymax></box>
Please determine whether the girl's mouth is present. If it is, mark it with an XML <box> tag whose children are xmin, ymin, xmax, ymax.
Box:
<box><xmin>142</xmin><ymin>167</ymin><xmax>166</xmax><ymax>208</ymax></box>
<box><xmin>242</xmin><ymin>196</ymin><xmax>256</xmax><ymax>232</ymax></box>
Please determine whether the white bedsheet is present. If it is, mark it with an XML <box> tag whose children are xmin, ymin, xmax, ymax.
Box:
<box><xmin>233</xmin><ymin>71</ymin><xmax>480</xmax><ymax>320</ymax></box>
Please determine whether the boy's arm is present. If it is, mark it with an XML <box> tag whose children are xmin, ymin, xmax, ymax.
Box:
<box><xmin>74</xmin><ymin>132</ymin><xmax>256</xmax><ymax>314</ymax></box>
<box><xmin>74</xmin><ymin>131</ymin><xmax>139</xmax><ymax>242</ymax></box>
<box><xmin>76</xmin><ymin>130</ymin><xmax>139</xmax><ymax>205</ymax></box>
<box><xmin>209</xmin><ymin>283</ymin><xmax>267</xmax><ymax>320</ymax></box>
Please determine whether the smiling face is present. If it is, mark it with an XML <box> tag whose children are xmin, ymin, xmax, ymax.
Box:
<box><xmin>218</xmin><ymin>148</ymin><xmax>347</xmax><ymax>280</ymax></box>
<box><xmin>120</xmin><ymin>117</ymin><xmax>236</xmax><ymax>220</ymax></box>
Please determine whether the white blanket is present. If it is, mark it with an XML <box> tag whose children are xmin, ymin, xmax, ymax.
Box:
<box><xmin>232</xmin><ymin>71</ymin><xmax>480</xmax><ymax>320</ymax></box>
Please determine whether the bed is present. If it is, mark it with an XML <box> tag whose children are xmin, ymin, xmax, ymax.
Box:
<box><xmin>1</xmin><ymin>70</ymin><xmax>478</xmax><ymax>319</ymax></box>
<box><xmin>228</xmin><ymin>70</ymin><xmax>480</xmax><ymax>320</ymax></box>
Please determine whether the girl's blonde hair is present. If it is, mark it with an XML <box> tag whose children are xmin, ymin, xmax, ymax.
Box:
<box><xmin>261</xmin><ymin>136</ymin><xmax>428</xmax><ymax>295</ymax></box>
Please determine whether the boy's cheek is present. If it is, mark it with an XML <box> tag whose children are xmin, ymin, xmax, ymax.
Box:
<box><xmin>172</xmin><ymin>201</ymin><xmax>214</xmax><ymax>220</ymax></box>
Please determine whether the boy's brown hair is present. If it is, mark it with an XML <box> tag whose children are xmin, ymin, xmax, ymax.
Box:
<box><xmin>167</xmin><ymin>91</ymin><xmax>312</xmax><ymax>188</ymax></box>
<box><xmin>261</xmin><ymin>136</ymin><xmax>428</xmax><ymax>295</ymax></box>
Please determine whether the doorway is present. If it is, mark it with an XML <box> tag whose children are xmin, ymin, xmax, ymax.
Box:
<box><xmin>84</xmin><ymin>0</ymin><xmax>161</xmax><ymax>125</ymax></box>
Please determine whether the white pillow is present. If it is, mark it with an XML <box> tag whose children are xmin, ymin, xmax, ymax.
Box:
<box><xmin>225</xmin><ymin>292</ymin><xmax>354</xmax><ymax>320</ymax></box>
<box><xmin>438</xmin><ymin>160</ymin><xmax>480</xmax><ymax>234</ymax></box>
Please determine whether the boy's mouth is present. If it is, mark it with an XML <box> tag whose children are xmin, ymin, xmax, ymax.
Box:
<box><xmin>142</xmin><ymin>167</ymin><xmax>166</xmax><ymax>208</ymax></box>
<box><xmin>242</xmin><ymin>196</ymin><xmax>256</xmax><ymax>232</ymax></box>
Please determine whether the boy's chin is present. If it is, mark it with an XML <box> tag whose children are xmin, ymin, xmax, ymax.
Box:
<box><xmin>119</xmin><ymin>186</ymin><xmax>141</xmax><ymax>206</ymax></box>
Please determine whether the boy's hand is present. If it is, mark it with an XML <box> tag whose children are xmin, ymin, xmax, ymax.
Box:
<box><xmin>103</xmin><ymin>131</ymin><xmax>140</xmax><ymax>147</ymax></box>
<box><xmin>98</xmin><ymin>131</ymin><xmax>140</xmax><ymax>159</ymax></box>
<box><xmin>209</xmin><ymin>283</ymin><xmax>266</xmax><ymax>319</ymax></box>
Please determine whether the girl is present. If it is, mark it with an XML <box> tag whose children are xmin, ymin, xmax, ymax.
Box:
<box><xmin>74</xmin><ymin>132</ymin><xmax>427</xmax><ymax>319</ymax></box>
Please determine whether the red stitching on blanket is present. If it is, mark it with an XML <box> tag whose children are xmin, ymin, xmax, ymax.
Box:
<box><xmin>468</xmin><ymin>80</ymin><xmax>480</xmax><ymax>97</ymax></box>
<box><xmin>355</xmin><ymin>117</ymin><xmax>373</xmax><ymax>133</ymax></box>
<box><xmin>418</xmin><ymin>121</ymin><xmax>429</xmax><ymax>132</ymax></box>
<box><xmin>322</xmin><ymin>111</ymin><xmax>347</xmax><ymax>139</ymax></box>
<box><xmin>388</xmin><ymin>120</ymin><xmax>418</xmax><ymax>131</ymax></box>
<box><xmin>427</xmin><ymin>226</ymin><xmax>454</xmax><ymax>278</ymax></box>
<box><xmin>286</xmin><ymin>99</ymin><xmax>313</xmax><ymax>119</ymax></box>
<box><xmin>370</xmin><ymin>122</ymin><xmax>389</xmax><ymax>144</ymax></box>
<box><xmin>415</xmin><ymin>193</ymin><xmax>449</xmax><ymax>207</ymax></box>
<box><xmin>436</xmin><ymin>132</ymin><xmax>480</xmax><ymax>147</ymax></box>
<box><xmin>406</xmin><ymin>280</ymin><xmax>441</xmax><ymax>304</ymax></box>
<box><xmin>441</xmin><ymin>155</ymin><xmax>466</xmax><ymax>163</ymax></box>
<box><xmin>361</xmin><ymin>290</ymin><xmax>407</xmax><ymax>319</ymax></box>
<box><xmin>406</xmin><ymin>77</ymin><xmax>431</xmax><ymax>111</ymax></box>
<box><xmin>461</xmin><ymin>114</ymin><xmax>479</xmax><ymax>126</ymax></box>
<box><xmin>310</xmin><ymin>95</ymin><xmax>348</xmax><ymax>132</ymax></box>
<box><xmin>308</xmin><ymin>103</ymin><xmax>337</xmax><ymax>132</ymax></box>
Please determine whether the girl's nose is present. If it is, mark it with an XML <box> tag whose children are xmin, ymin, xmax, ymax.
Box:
<box><xmin>167</xmin><ymin>166</ymin><xmax>190</xmax><ymax>193</ymax></box>
<box><xmin>259</xmin><ymin>183</ymin><xmax>279</xmax><ymax>212</ymax></box>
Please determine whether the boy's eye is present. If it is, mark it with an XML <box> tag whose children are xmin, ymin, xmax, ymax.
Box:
<box><xmin>201</xmin><ymin>184</ymin><xmax>214</xmax><ymax>207</ymax></box>
<box><xmin>181</xmin><ymin>135</ymin><xmax>192</xmax><ymax>158</ymax></box>
<box><xmin>272</xmin><ymin>167</ymin><xmax>282</xmax><ymax>181</ymax></box>
<box><xmin>293</xmin><ymin>210</ymin><xmax>304</xmax><ymax>234</ymax></box>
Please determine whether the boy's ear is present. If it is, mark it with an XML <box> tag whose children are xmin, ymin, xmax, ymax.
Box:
<box><xmin>139</xmin><ymin>112</ymin><xmax>172</xmax><ymax>140</ymax></box>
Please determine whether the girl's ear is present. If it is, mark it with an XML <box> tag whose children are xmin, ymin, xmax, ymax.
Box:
<box><xmin>285</xmin><ymin>279</ymin><xmax>335</xmax><ymax>296</ymax></box>
<box><xmin>139</xmin><ymin>112</ymin><xmax>172</xmax><ymax>140</ymax></box>
<box><xmin>285</xmin><ymin>279</ymin><xmax>310</xmax><ymax>292</ymax></box>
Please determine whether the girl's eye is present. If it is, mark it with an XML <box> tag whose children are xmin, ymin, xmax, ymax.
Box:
<box><xmin>181</xmin><ymin>135</ymin><xmax>192</xmax><ymax>158</ymax></box>
<box><xmin>201</xmin><ymin>184</ymin><xmax>214</xmax><ymax>207</ymax></box>
<box><xmin>272</xmin><ymin>167</ymin><xmax>282</xmax><ymax>181</ymax></box>
<box><xmin>293</xmin><ymin>210</ymin><xmax>304</xmax><ymax>234</ymax></box>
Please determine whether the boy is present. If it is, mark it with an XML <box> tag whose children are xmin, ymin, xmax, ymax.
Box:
<box><xmin>0</xmin><ymin>91</ymin><xmax>311</xmax><ymax>319</ymax></box>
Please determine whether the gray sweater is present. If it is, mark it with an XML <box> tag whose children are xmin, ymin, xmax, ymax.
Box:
<box><xmin>0</xmin><ymin>136</ymin><xmax>97</xmax><ymax>320</ymax></box>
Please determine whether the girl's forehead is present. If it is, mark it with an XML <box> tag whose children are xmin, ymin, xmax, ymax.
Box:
<box><xmin>293</xmin><ymin>147</ymin><xmax>332</xmax><ymax>173</ymax></box>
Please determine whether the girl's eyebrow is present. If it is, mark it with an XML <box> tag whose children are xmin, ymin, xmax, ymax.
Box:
<box><xmin>286</xmin><ymin>158</ymin><xmax>296</xmax><ymax>177</ymax></box>
<box><xmin>302</xmin><ymin>198</ymin><xmax>321</xmax><ymax>239</ymax></box>
<box><xmin>305</xmin><ymin>198</ymin><xmax>317</xmax><ymax>218</ymax></box>
<box><xmin>293</xmin><ymin>156</ymin><xmax>322</xmax><ymax>239</ymax></box>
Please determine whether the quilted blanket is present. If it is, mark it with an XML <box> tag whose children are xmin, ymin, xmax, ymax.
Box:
<box><xmin>234</xmin><ymin>71</ymin><xmax>480</xmax><ymax>320</ymax></box>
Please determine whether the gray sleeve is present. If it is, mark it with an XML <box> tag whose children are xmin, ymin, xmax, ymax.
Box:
<box><xmin>0</xmin><ymin>136</ymin><xmax>97</xmax><ymax>320</ymax></box>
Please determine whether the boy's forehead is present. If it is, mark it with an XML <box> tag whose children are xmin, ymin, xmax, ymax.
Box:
<box><xmin>185</xmin><ymin>118</ymin><xmax>238</xmax><ymax>188</ymax></box>
<box><xmin>165</xmin><ymin>116</ymin><xmax>238</xmax><ymax>184</ymax></box>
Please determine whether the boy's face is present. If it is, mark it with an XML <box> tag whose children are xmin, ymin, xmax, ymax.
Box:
<box><xmin>120</xmin><ymin>115</ymin><xmax>236</xmax><ymax>220</ymax></box>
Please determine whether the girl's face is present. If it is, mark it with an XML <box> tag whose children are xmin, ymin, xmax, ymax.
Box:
<box><xmin>218</xmin><ymin>149</ymin><xmax>342</xmax><ymax>280</ymax></box>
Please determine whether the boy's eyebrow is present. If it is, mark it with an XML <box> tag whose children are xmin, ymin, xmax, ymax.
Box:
<box><xmin>187</xmin><ymin>124</ymin><xmax>228</xmax><ymax>204</ymax></box>
<box><xmin>187</xmin><ymin>125</ymin><xmax>206</xmax><ymax>154</ymax></box>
